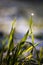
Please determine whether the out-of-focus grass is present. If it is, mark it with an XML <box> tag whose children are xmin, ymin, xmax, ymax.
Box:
<box><xmin>0</xmin><ymin>17</ymin><xmax>43</xmax><ymax>65</ymax></box>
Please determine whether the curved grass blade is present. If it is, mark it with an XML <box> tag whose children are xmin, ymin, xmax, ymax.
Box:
<box><xmin>7</xmin><ymin>18</ymin><xmax>16</xmax><ymax>49</ymax></box>
<box><xmin>22</xmin><ymin>41</ymin><xmax>42</xmax><ymax>55</ymax></box>
<box><xmin>10</xmin><ymin>30</ymin><xmax>29</xmax><ymax>65</ymax></box>
<box><xmin>6</xmin><ymin>18</ymin><xmax>16</xmax><ymax>65</ymax></box>
<box><xmin>17</xmin><ymin>30</ymin><xmax>29</xmax><ymax>55</ymax></box>
<box><xmin>18</xmin><ymin>29</ymin><xmax>29</xmax><ymax>48</ymax></box>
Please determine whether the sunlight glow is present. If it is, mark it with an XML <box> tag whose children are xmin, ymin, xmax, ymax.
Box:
<box><xmin>31</xmin><ymin>13</ymin><xmax>34</xmax><ymax>16</ymax></box>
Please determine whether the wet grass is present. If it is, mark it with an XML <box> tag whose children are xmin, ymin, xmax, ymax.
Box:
<box><xmin>0</xmin><ymin>17</ymin><xmax>43</xmax><ymax>65</ymax></box>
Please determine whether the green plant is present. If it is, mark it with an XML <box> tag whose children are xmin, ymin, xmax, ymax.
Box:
<box><xmin>0</xmin><ymin>17</ymin><xmax>43</xmax><ymax>65</ymax></box>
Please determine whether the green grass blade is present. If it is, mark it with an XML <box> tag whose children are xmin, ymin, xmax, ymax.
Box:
<box><xmin>28</xmin><ymin>16</ymin><xmax>33</xmax><ymax>29</ymax></box>
<box><xmin>5</xmin><ymin>19</ymin><xmax>16</xmax><ymax>65</ymax></box>
<box><xmin>22</xmin><ymin>41</ymin><xmax>42</xmax><ymax>54</ymax></box>
<box><xmin>19</xmin><ymin>30</ymin><xmax>29</xmax><ymax>48</ymax></box>
<box><xmin>17</xmin><ymin>30</ymin><xmax>29</xmax><ymax>55</ymax></box>
<box><xmin>7</xmin><ymin>18</ymin><xmax>16</xmax><ymax>49</ymax></box>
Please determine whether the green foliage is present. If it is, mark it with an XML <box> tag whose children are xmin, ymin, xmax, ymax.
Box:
<box><xmin>0</xmin><ymin>17</ymin><xmax>43</xmax><ymax>65</ymax></box>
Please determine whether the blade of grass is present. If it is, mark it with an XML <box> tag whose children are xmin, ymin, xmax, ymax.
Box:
<box><xmin>22</xmin><ymin>41</ymin><xmax>42</xmax><ymax>55</ymax></box>
<box><xmin>10</xmin><ymin>30</ymin><xmax>29</xmax><ymax>65</ymax></box>
<box><xmin>17</xmin><ymin>30</ymin><xmax>29</xmax><ymax>55</ymax></box>
<box><xmin>6</xmin><ymin>18</ymin><xmax>16</xmax><ymax>65</ymax></box>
